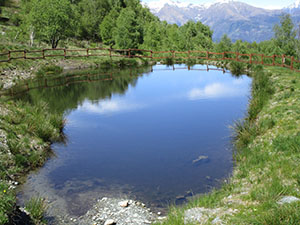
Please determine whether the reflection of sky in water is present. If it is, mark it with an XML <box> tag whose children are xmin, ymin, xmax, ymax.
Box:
<box><xmin>77</xmin><ymin>67</ymin><xmax>250</xmax><ymax>116</ymax></box>
<box><xmin>18</xmin><ymin>65</ymin><xmax>252</xmax><ymax>217</ymax></box>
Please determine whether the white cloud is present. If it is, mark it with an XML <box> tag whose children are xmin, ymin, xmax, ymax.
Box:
<box><xmin>78</xmin><ymin>99</ymin><xmax>144</xmax><ymax>115</ymax></box>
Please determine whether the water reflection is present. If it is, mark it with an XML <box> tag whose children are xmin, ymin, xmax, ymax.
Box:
<box><xmin>78</xmin><ymin>99</ymin><xmax>145</xmax><ymax>115</ymax></box>
<box><xmin>17</xmin><ymin>65</ymin><xmax>251</xmax><ymax>220</ymax></box>
<box><xmin>188</xmin><ymin>80</ymin><xmax>249</xmax><ymax>100</ymax></box>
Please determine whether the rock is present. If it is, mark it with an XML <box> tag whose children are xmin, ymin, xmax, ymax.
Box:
<box><xmin>277</xmin><ymin>196</ymin><xmax>300</xmax><ymax>205</ymax></box>
<box><xmin>212</xmin><ymin>216</ymin><xmax>223</xmax><ymax>224</ymax></box>
<box><xmin>184</xmin><ymin>208</ymin><xmax>206</xmax><ymax>224</ymax></box>
<box><xmin>119</xmin><ymin>200</ymin><xmax>129</xmax><ymax>208</ymax></box>
<box><xmin>104</xmin><ymin>219</ymin><xmax>116</xmax><ymax>225</ymax></box>
<box><xmin>192</xmin><ymin>155</ymin><xmax>209</xmax><ymax>165</ymax></box>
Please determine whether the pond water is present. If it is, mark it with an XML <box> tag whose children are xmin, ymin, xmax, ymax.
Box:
<box><xmin>16</xmin><ymin>64</ymin><xmax>251</xmax><ymax>220</ymax></box>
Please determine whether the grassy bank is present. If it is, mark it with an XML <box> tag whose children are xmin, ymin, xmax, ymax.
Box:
<box><xmin>156</xmin><ymin>66</ymin><xmax>300</xmax><ymax>224</ymax></box>
<box><xmin>0</xmin><ymin>100</ymin><xmax>64</xmax><ymax>224</ymax></box>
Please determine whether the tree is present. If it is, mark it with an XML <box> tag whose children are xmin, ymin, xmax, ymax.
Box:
<box><xmin>77</xmin><ymin>0</ymin><xmax>111</xmax><ymax>40</ymax></box>
<box><xmin>100</xmin><ymin>8</ymin><xmax>119</xmax><ymax>47</ymax></box>
<box><xmin>215</xmin><ymin>34</ymin><xmax>232</xmax><ymax>53</ymax></box>
<box><xmin>114</xmin><ymin>8</ymin><xmax>140</xmax><ymax>49</ymax></box>
<box><xmin>140</xmin><ymin>21</ymin><xmax>163</xmax><ymax>50</ymax></box>
<box><xmin>30</xmin><ymin>0</ymin><xmax>74</xmax><ymax>48</ymax></box>
<box><xmin>178</xmin><ymin>21</ymin><xmax>213</xmax><ymax>51</ymax></box>
<box><xmin>273</xmin><ymin>14</ymin><xmax>296</xmax><ymax>56</ymax></box>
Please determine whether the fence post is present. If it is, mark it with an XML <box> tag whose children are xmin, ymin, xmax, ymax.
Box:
<box><xmin>188</xmin><ymin>50</ymin><xmax>190</xmax><ymax>59</ymax></box>
<box><xmin>150</xmin><ymin>50</ymin><xmax>153</xmax><ymax>59</ymax></box>
<box><xmin>42</xmin><ymin>49</ymin><xmax>45</xmax><ymax>59</ymax></box>
<box><xmin>8</xmin><ymin>51</ymin><xmax>11</xmax><ymax>61</ymax></box>
<box><xmin>250</xmin><ymin>53</ymin><xmax>252</xmax><ymax>64</ymax></box>
<box><xmin>87</xmin><ymin>48</ymin><xmax>89</xmax><ymax>57</ymax></box>
<box><xmin>24</xmin><ymin>50</ymin><xmax>26</xmax><ymax>59</ymax></box>
<box><xmin>129</xmin><ymin>49</ymin><xmax>131</xmax><ymax>58</ymax></box>
<box><xmin>272</xmin><ymin>55</ymin><xmax>275</xmax><ymax>66</ymax></box>
<box><xmin>222</xmin><ymin>52</ymin><xmax>225</xmax><ymax>60</ymax></box>
<box><xmin>261</xmin><ymin>54</ymin><xmax>264</xmax><ymax>65</ymax></box>
<box><xmin>109</xmin><ymin>48</ymin><xmax>112</xmax><ymax>62</ymax></box>
<box><xmin>206</xmin><ymin>51</ymin><xmax>209</xmax><ymax>60</ymax></box>
<box><xmin>291</xmin><ymin>56</ymin><xmax>294</xmax><ymax>70</ymax></box>
<box><xmin>236</xmin><ymin>52</ymin><xmax>239</xmax><ymax>61</ymax></box>
<box><xmin>172</xmin><ymin>50</ymin><xmax>175</xmax><ymax>59</ymax></box>
<box><xmin>282</xmin><ymin>55</ymin><xmax>285</xmax><ymax>67</ymax></box>
<box><xmin>64</xmin><ymin>49</ymin><xmax>66</xmax><ymax>58</ymax></box>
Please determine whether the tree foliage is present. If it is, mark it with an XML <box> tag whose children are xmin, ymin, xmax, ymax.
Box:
<box><xmin>114</xmin><ymin>8</ymin><xmax>141</xmax><ymax>49</ymax></box>
<box><xmin>273</xmin><ymin>14</ymin><xmax>297</xmax><ymax>56</ymax></box>
<box><xmin>76</xmin><ymin>0</ymin><xmax>111</xmax><ymax>40</ymax></box>
<box><xmin>29</xmin><ymin>0</ymin><xmax>74</xmax><ymax>48</ymax></box>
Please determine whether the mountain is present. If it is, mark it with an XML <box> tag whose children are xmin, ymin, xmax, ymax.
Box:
<box><xmin>143</xmin><ymin>0</ymin><xmax>300</xmax><ymax>42</ymax></box>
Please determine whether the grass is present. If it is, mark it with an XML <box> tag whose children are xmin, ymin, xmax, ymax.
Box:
<box><xmin>155</xmin><ymin>66</ymin><xmax>300</xmax><ymax>224</ymax></box>
<box><xmin>25</xmin><ymin>197</ymin><xmax>47</xmax><ymax>224</ymax></box>
<box><xmin>0</xmin><ymin>100</ymin><xmax>64</xmax><ymax>224</ymax></box>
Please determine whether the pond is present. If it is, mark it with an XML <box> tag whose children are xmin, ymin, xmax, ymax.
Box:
<box><xmin>16</xmin><ymin>64</ymin><xmax>251</xmax><ymax>221</ymax></box>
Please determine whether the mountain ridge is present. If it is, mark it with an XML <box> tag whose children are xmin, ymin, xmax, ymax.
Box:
<box><xmin>143</xmin><ymin>0</ymin><xmax>300</xmax><ymax>42</ymax></box>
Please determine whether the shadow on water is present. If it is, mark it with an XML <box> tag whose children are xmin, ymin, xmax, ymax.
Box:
<box><xmin>14</xmin><ymin>64</ymin><xmax>251</xmax><ymax>220</ymax></box>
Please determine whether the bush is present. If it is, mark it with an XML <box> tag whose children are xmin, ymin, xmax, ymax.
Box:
<box><xmin>230</xmin><ymin>61</ymin><xmax>246</xmax><ymax>76</ymax></box>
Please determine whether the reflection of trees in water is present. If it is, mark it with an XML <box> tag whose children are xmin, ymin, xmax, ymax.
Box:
<box><xmin>14</xmin><ymin>66</ymin><xmax>152</xmax><ymax>114</ymax></box>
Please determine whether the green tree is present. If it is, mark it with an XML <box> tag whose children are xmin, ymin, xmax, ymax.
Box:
<box><xmin>273</xmin><ymin>14</ymin><xmax>296</xmax><ymax>56</ymax></box>
<box><xmin>100</xmin><ymin>8</ymin><xmax>119</xmax><ymax>47</ymax></box>
<box><xmin>114</xmin><ymin>8</ymin><xmax>140</xmax><ymax>49</ymax></box>
<box><xmin>178</xmin><ymin>21</ymin><xmax>213</xmax><ymax>50</ymax></box>
<box><xmin>30</xmin><ymin>0</ymin><xmax>74</xmax><ymax>48</ymax></box>
<box><xmin>215</xmin><ymin>34</ymin><xmax>232</xmax><ymax>53</ymax></box>
<box><xmin>77</xmin><ymin>0</ymin><xmax>111</xmax><ymax>40</ymax></box>
<box><xmin>140</xmin><ymin>21</ymin><xmax>163</xmax><ymax>50</ymax></box>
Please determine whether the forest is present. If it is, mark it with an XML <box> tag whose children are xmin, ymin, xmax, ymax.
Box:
<box><xmin>0</xmin><ymin>0</ymin><xmax>298</xmax><ymax>59</ymax></box>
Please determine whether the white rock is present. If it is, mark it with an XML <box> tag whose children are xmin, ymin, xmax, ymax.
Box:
<box><xmin>119</xmin><ymin>200</ymin><xmax>129</xmax><ymax>207</ymax></box>
<box><xmin>212</xmin><ymin>216</ymin><xmax>223</xmax><ymax>224</ymax></box>
<box><xmin>277</xmin><ymin>196</ymin><xmax>300</xmax><ymax>205</ymax></box>
<box><xmin>104</xmin><ymin>219</ymin><xmax>116</xmax><ymax>225</ymax></box>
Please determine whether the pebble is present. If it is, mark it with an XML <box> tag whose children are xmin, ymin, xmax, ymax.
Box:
<box><xmin>119</xmin><ymin>200</ymin><xmax>129</xmax><ymax>208</ymax></box>
<box><xmin>104</xmin><ymin>219</ymin><xmax>116</xmax><ymax>225</ymax></box>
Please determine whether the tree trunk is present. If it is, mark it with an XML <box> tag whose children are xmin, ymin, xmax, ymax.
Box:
<box><xmin>51</xmin><ymin>37</ymin><xmax>60</xmax><ymax>49</ymax></box>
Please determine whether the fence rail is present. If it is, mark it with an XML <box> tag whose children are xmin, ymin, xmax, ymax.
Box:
<box><xmin>1</xmin><ymin>48</ymin><xmax>300</xmax><ymax>72</ymax></box>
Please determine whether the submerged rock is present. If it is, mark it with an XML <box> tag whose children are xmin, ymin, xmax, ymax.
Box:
<box><xmin>192</xmin><ymin>155</ymin><xmax>209</xmax><ymax>165</ymax></box>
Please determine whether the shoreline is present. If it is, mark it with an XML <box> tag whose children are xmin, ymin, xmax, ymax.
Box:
<box><xmin>1</xmin><ymin>60</ymin><xmax>299</xmax><ymax>224</ymax></box>
<box><xmin>156</xmin><ymin>66</ymin><xmax>300</xmax><ymax>224</ymax></box>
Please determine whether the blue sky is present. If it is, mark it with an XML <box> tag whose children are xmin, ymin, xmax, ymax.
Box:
<box><xmin>142</xmin><ymin>0</ymin><xmax>297</xmax><ymax>9</ymax></box>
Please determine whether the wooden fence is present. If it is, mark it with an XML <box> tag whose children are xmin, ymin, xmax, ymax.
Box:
<box><xmin>0</xmin><ymin>48</ymin><xmax>300</xmax><ymax>72</ymax></box>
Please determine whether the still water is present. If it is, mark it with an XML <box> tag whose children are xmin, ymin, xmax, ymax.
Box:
<box><xmin>17</xmin><ymin>64</ymin><xmax>251</xmax><ymax>219</ymax></box>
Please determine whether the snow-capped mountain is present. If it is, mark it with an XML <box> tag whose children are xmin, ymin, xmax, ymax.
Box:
<box><xmin>143</xmin><ymin>0</ymin><xmax>300</xmax><ymax>42</ymax></box>
<box><xmin>285</xmin><ymin>0</ymin><xmax>300</xmax><ymax>14</ymax></box>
